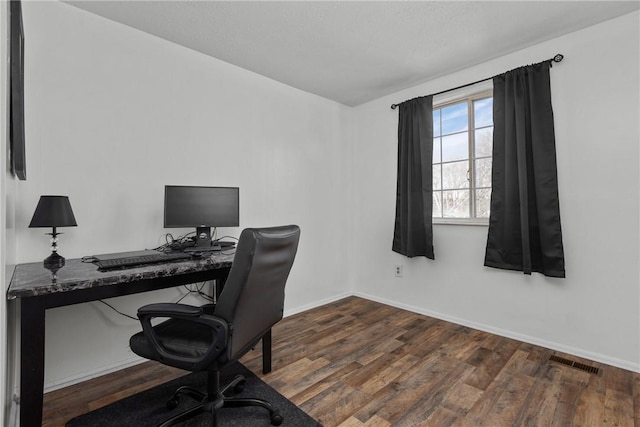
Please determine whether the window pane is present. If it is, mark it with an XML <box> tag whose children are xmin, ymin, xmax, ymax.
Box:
<box><xmin>442</xmin><ymin>161</ymin><xmax>469</xmax><ymax>190</ymax></box>
<box><xmin>441</xmin><ymin>102</ymin><xmax>468</xmax><ymax>135</ymax></box>
<box><xmin>431</xmin><ymin>94</ymin><xmax>493</xmax><ymax>221</ymax></box>
<box><xmin>433</xmin><ymin>110</ymin><xmax>441</xmax><ymax>137</ymax></box>
<box><xmin>441</xmin><ymin>132</ymin><xmax>468</xmax><ymax>163</ymax></box>
<box><xmin>433</xmin><ymin>165</ymin><xmax>442</xmax><ymax>190</ymax></box>
<box><xmin>443</xmin><ymin>190</ymin><xmax>470</xmax><ymax>218</ymax></box>
<box><xmin>433</xmin><ymin>191</ymin><xmax>442</xmax><ymax>217</ymax></box>
<box><xmin>474</xmin><ymin>98</ymin><xmax>493</xmax><ymax>128</ymax></box>
<box><xmin>475</xmin><ymin>127</ymin><xmax>493</xmax><ymax>158</ymax></box>
<box><xmin>475</xmin><ymin>157</ymin><xmax>492</xmax><ymax>188</ymax></box>
<box><xmin>475</xmin><ymin>189</ymin><xmax>491</xmax><ymax>218</ymax></box>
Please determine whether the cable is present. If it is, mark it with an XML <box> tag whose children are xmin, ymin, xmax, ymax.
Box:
<box><xmin>196</xmin><ymin>288</ymin><xmax>215</xmax><ymax>303</ymax></box>
<box><xmin>215</xmin><ymin>235</ymin><xmax>239</xmax><ymax>243</ymax></box>
<box><xmin>176</xmin><ymin>282</ymin><xmax>203</xmax><ymax>303</ymax></box>
<box><xmin>97</xmin><ymin>283</ymin><xmax>215</xmax><ymax>321</ymax></box>
<box><xmin>97</xmin><ymin>300</ymin><xmax>138</xmax><ymax>321</ymax></box>
<box><xmin>179</xmin><ymin>282</ymin><xmax>215</xmax><ymax>303</ymax></box>
<box><xmin>154</xmin><ymin>231</ymin><xmax>197</xmax><ymax>252</ymax></box>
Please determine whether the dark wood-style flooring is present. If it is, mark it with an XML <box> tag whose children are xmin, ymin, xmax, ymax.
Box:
<box><xmin>43</xmin><ymin>296</ymin><xmax>639</xmax><ymax>426</ymax></box>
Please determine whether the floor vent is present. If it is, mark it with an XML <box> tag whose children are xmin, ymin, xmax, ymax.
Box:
<box><xmin>549</xmin><ymin>355</ymin><xmax>600</xmax><ymax>375</ymax></box>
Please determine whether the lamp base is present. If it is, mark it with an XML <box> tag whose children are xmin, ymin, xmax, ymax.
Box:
<box><xmin>44</xmin><ymin>252</ymin><xmax>65</xmax><ymax>270</ymax></box>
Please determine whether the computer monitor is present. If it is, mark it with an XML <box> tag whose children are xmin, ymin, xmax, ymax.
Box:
<box><xmin>164</xmin><ymin>185</ymin><xmax>239</xmax><ymax>249</ymax></box>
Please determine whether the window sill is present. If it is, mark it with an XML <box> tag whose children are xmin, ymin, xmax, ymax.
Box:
<box><xmin>433</xmin><ymin>218</ymin><xmax>489</xmax><ymax>226</ymax></box>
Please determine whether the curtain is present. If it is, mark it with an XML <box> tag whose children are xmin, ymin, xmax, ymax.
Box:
<box><xmin>392</xmin><ymin>96</ymin><xmax>434</xmax><ymax>259</ymax></box>
<box><xmin>484</xmin><ymin>61</ymin><xmax>565</xmax><ymax>277</ymax></box>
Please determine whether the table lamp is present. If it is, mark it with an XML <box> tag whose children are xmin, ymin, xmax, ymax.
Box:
<box><xmin>29</xmin><ymin>195</ymin><xmax>77</xmax><ymax>269</ymax></box>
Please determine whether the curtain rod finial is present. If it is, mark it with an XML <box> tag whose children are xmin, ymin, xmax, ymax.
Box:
<box><xmin>391</xmin><ymin>104</ymin><xmax>398</xmax><ymax>110</ymax></box>
<box><xmin>553</xmin><ymin>54</ymin><xmax>564</xmax><ymax>63</ymax></box>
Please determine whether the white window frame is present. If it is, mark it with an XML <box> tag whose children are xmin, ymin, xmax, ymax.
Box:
<box><xmin>432</xmin><ymin>81</ymin><xmax>493</xmax><ymax>226</ymax></box>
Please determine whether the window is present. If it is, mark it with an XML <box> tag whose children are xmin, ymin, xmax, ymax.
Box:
<box><xmin>432</xmin><ymin>90</ymin><xmax>493</xmax><ymax>224</ymax></box>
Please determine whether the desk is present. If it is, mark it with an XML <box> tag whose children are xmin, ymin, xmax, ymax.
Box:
<box><xmin>7</xmin><ymin>253</ymin><xmax>272</xmax><ymax>427</ymax></box>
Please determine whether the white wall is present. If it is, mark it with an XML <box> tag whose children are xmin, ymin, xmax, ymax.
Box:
<box><xmin>2</xmin><ymin>0</ymin><xmax>19</xmax><ymax>423</ymax></box>
<box><xmin>16</xmin><ymin>1</ymin><xmax>352</xmax><ymax>389</ymax></box>
<box><xmin>8</xmin><ymin>0</ymin><xmax>639</xmax><ymax>399</ymax></box>
<box><xmin>352</xmin><ymin>11</ymin><xmax>640</xmax><ymax>372</ymax></box>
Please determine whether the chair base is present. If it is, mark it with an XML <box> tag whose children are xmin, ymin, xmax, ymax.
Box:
<box><xmin>157</xmin><ymin>374</ymin><xmax>282</xmax><ymax>427</ymax></box>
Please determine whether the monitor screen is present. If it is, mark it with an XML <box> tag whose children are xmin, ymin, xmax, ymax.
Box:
<box><xmin>164</xmin><ymin>185</ymin><xmax>239</xmax><ymax>228</ymax></box>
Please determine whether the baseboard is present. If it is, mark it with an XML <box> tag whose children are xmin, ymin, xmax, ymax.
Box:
<box><xmin>284</xmin><ymin>291</ymin><xmax>352</xmax><ymax>318</ymax></box>
<box><xmin>43</xmin><ymin>355</ymin><xmax>146</xmax><ymax>393</ymax></box>
<box><xmin>353</xmin><ymin>291</ymin><xmax>640</xmax><ymax>373</ymax></box>
<box><xmin>7</xmin><ymin>394</ymin><xmax>18</xmax><ymax>427</ymax></box>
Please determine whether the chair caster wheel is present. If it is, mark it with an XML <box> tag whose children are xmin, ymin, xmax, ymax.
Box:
<box><xmin>166</xmin><ymin>397</ymin><xmax>179</xmax><ymax>410</ymax></box>
<box><xmin>233</xmin><ymin>379</ymin><xmax>246</xmax><ymax>394</ymax></box>
<box><xmin>271</xmin><ymin>412</ymin><xmax>283</xmax><ymax>426</ymax></box>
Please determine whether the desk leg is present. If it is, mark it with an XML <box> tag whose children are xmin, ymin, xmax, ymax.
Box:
<box><xmin>215</xmin><ymin>275</ymin><xmax>227</xmax><ymax>301</ymax></box>
<box><xmin>19</xmin><ymin>298</ymin><xmax>46</xmax><ymax>427</ymax></box>
<box><xmin>262</xmin><ymin>329</ymin><xmax>272</xmax><ymax>374</ymax></box>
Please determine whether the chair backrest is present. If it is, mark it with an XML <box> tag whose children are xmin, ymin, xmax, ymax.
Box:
<box><xmin>214</xmin><ymin>225</ymin><xmax>300</xmax><ymax>362</ymax></box>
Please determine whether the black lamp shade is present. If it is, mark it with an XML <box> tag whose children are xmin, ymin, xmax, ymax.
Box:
<box><xmin>29</xmin><ymin>196</ymin><xmax>77</xmax><ymax>228</ymax></box>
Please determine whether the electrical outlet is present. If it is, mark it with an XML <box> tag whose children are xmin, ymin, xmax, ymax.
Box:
<box><xmin>395</xmin><ymin>265</ymin><xmax>403</xmax><ymax>277</ymax></box>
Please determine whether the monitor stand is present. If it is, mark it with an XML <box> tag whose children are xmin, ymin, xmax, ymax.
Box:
<box><xmin>182</xmin><ymin>226</ymin><xmax>213</xmax><ymax>252</ymax></box>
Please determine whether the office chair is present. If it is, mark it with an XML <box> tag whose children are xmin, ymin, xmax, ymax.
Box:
<box><xmin>129</xmin><ymin>225</ymin><xmax>300</xmax><ymax>427</ymax></box>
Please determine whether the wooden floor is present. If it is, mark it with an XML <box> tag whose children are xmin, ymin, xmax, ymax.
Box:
<box><xmin>43</xmin><ymin>296</ymin><xmax>640</xmax><ymax>426</ymax></box>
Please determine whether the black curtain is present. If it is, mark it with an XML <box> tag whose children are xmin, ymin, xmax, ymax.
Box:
<box><xmin>393</xmin><ymin>96</ymin><xmax>434</xmax><ymax>259</ymax></box>
<box><xmin>485</xmin><ymin>61</ymin><xmax>565</xmax><ymax>277</ymax></box>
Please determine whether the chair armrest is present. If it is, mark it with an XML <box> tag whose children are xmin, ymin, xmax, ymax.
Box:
<box><xmin>138</xmin><ymin>303</ymin><xmax>203</xmax><ymax>317</ymax></box>
<box><xmin>136</xmin><ymin>303</ymin><xmax>228</xmax><ymax>371</ymax></box>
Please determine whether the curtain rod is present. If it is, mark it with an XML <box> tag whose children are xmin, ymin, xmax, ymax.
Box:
<box><xmin>390</xmin><ymin>54</ymin><xmax>564</xmax><ymax>110</ymax></box>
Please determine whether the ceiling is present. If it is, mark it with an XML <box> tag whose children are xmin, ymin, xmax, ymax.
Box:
<box><xmin>64</xmin><ymin>1</ymin><xmax>639</xmax><ymax>107</ymax></box>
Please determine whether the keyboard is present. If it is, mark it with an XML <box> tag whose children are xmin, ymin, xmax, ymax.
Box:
<box><xmin>95</xmin><ymin>251</ymin><xmax>192</xmax><ymax>270</ymax></box>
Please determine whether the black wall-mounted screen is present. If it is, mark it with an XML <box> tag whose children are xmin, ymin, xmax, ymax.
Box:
<box><xmin>10</xmin><ymin>0</ymin><xmax>26</xmax><ymax>180</ymax></box>
<box><xmin>164</xmin><ymin>186</ymin><xmax>239</xmax><ymax>228</ymax></box>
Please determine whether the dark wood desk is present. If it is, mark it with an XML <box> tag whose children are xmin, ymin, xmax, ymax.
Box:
<box><xmin>7</xmin><ymin>253</ymin><xmax>272</xmax><ymax>427</ymax></box>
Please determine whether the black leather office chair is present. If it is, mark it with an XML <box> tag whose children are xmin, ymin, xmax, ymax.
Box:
<box><xmin>129</xmin><ymin>225</ymin><xmax>300</xmax><ymax>427</ymax></box>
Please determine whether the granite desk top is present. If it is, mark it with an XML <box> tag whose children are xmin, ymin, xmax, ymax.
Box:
<box><xmin>7</xmin><ymin>252</ymin><xmax>234</xmax><ymax>300</ymax></box>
